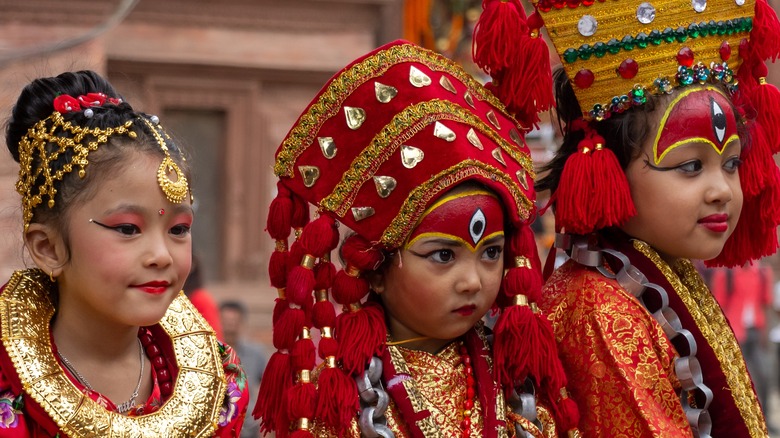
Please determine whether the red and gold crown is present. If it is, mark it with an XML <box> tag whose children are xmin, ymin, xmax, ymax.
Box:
<box><xmin>256</xmin><ymin>40</ymin><xmax>578</xmax><ymax>436</ymax></box>
<box><xmin>473</xmin><ymin>0</ymin><xmax>780</xmax><ymax>266</ymax></box>
<box><xmin>272</xmin><ymin>41</ymin><xmax>535</xmax><ymax>247</ymax></box>
<box><xmin>538</xmin><ymin>0</ymin><xmax>752</xmax><ymax>120</ymax></box>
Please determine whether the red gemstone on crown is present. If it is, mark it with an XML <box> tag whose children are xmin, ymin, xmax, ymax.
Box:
<box><xmin>574</xmin><ymin>69</ymin><xmax>595</xmax><ymax>88</ymax></box>
<box><xmin>720</xmin><ymin>41</ymin><xmax>732</xmax><ymax>61</ymax></box>
<box><xmin>677</xmin><ymin>47</ymin><xmax>695</xmax><ymax>67</ymax></box>
<box><xmin>617</xmin><ymin>59</ymin><xmax>639</xmax><ymax>79</ymax></box>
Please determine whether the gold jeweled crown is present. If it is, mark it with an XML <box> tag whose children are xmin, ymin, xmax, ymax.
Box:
<box><xmin>536</xmin><ymin>0</ymin><xmax>754</xmax><ymax>119</ymax></box>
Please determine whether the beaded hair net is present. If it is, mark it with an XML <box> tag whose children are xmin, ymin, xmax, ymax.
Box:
<box><xmin>16</xmin><ymin>93</ymin><xmax>189</xmax><ymax>230</ymax></box>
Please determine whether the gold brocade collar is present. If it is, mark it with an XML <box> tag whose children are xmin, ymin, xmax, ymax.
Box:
<box><xmin>0</xmin><ymin>269</ymin><xmax>226</xmax><ymax>437</ymax></box>
<box><xmin>633</xmin><ymin>241</ymin><xmax>768</xmax><ymax>437</ymax></box>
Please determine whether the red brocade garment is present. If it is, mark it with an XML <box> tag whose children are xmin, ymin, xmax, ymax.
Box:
<box><xmin>0</xmin><ymin>269</ymin><xmax>248</xmax><ymax>437</ymax></box>
<box><xmin>541</xmin><ymin>236</ymin><xmax>767</xmax><ymax>437</ymax></box>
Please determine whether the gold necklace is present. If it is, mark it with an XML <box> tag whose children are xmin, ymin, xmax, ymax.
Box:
<box><xmin>0</xmin><ymin>269</ymin><xmax>226</xmax><ymax>436</ymax></box>
<box><xmin>57</xmin><ymin>338</ymin><xmax>144</xmax><ymax>414</ymax></box>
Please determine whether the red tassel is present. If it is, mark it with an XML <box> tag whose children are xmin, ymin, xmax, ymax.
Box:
<box><xmin>472</xmin><ymin>0</ymin><xmax>528</xmax><ymax>76</ymax></box>
<box><xmin>492</xmin><ymin>304</ymin><xmax>536</xmax><ymax>386</ymax></box>
<box><xmin>739</xmin><ymin>121</ymin><xmax>772</xmax><ymax>197</ymax></box>
<box><xmin>748</xmin><ymin>63</ymin><xmax>780</xmax><ymax>153</ymax></box>
<box><xmin>314</xmin><ymin>261</ymin><xmax>336</xmax><ymax>290</ymax></box>
<box><xmin>290</xmin><ymin>430</ymin><xmax>314</xmax><ymax>438</ymax></box>
<box><xmin>286</xmin><ymin>381</ymin><xmax>317</xmax><ymax>420</ymax></box>
<box><xmin>312</xmin><ymin>299</ymin><xmax>337</xmax><ymax>329</ymax></box>
<box><xmin>300</xmin><ymin>215</ymin><xmax>338</xmax><ymax>257</ymax></box>
<box><xmin>340</xmin><ymin>235</ymin><xmax>385</xmax><ymax>271</ymax></box>
<box><xmin>291</xmin><ymin>194</ymin><xmax>310</xmax><ymax>229</ymax></box>
<box><xmin>269</xmin><ymin>250</ymin><xmax>289</xmax><ymax>289</ymax></box>
<box><xmin>590</xmin><ymin>137</ymin><xmax>636</xmax><ymax>230</ymax></box>
<box><xmin>335</xmin><ymin>302</ymin><xmax>387</xmax><ymax>375</ymax></box>
<box><xmin>318</xmin><ymin>336</ymin><xmax>339</xmax><ymax>358</ymax></box>
<box><xmin>267</xmin><ymin>183</ymin><xmax>293</xmax><ymax>240</ymax></box>
<box><xmin>751</xmin><ymin>0</ymin><xmax>780</xmax><ymax>62</ymax></box>
<box><xmin>291</xmin><ymin>337</ymin><xmax>316</xmax><ymax>370</ymax></box>
<box><xmin>555</xmin><ymin>395</ymin><xmax>581</xmax><ymax>433</ymax></box>
<box><xmin>501</xmin><ymin>268</ymin><xmax>542</xmax><ymax>302</ymax></box>
<box><xmin>331</xmin><ymin>271</ymin><xmax>370</xmax><ymax>305</ymax></box>
<box><xmin>273</xmin><ymin>297</ymin><xmax>288</xmax><ymax>325</ymax></box>
<box><xmin>273</xmin><ymin>308</ymin><xmax>305</xmax><ymax>350</ymax></box>
<box><xmin>314</xmin><ymin>367</ymin><xmax>360</xmax><ymax>433</ymax></box>
<box><xmin>287</xmin><ymin>265</ymin><xmax>315</xmax><ymax>306</ymax></box>
<box><xmin>254</xmin><ymin>351</ymin><xmax>292</xmax><ymax>429</ymax></box>
<box><xmin>492</xmin><ymin>12</ymin><xmax>553</xmax><ymax>126</ymax></box>
<box><xmin>555</xmin><ymin>132</ymin><xmax>635</xmax><ymax>234</ymax></box>
<box><xmin>705</xmin><ymin>192</ymin><xmax>779</xmax><ymax>267</ymax></box>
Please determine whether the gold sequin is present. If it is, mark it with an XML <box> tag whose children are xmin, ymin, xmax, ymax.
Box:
<box><xmin>351</xmin><ymin>206</ymin><xmax>375</xmax><ymax>221</ymax></box>
<box><xmin>318</xmin><ymin>137</ymin><xmax>337</xmax><ymax>159</ymax></box>
<box><xmin>375</xmin><ymin>82</ymin><xmax>399</xmax><ymax>103</ymax></box>
<box><xmin>274</xmin><ymin>44</ymin><xmax>514</xmax><ymax>178</ymax></box>
<box><xmin>373</xmin><ymin>175</ymin><xmax>397</xmax><ymax>198</ymax></box>
<box><xmin>439</xmin><ymin>75</ymin><xmax>458</xmax><ymax>94</ymax></box>
<box><xmin>299</xmin><ymin>165</ymin><xmax>321</xmax><ymax>187</ymax></box>
<box><xmin>344</xmin><ymin>106</ymin><xmax>367</xmax><ymax>130</ymax></box>
<box><xmin>409</xmin><ymin>66</ymin><xmax>432</xmax><ymax>87</ymax></box>
<box><xmin>467</xmin><ymin>128</ymin><xmax>484</xmax><ymax>150</ymax></box>
<box><xmin>433</xmin><ymin>121</ymin><xmax>456</xmax><ymax>142</ymax></box>
<box><xmin>401</xmin><ymin>145</ymin><xmax>425</xmax><ymax>169</ymax></box>
<box><xmin>492</xmin><ymin>148</ymin><xmax>507</xmax><ymax>167</ymax></box>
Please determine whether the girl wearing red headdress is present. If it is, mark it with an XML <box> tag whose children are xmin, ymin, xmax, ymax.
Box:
<box><xmin>255</xmin><ymin>40</ymin><xmax>580</xmax><ymax>437</ymax></box>
<box><xmin>468</xmin><ymin>0</ymin><xmax>780</xmax><ymax>435</ymax></box>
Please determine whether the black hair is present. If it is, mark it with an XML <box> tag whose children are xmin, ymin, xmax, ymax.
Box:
<box><xmin>5</xmin><ymin>70</ymin><xmax>191</xmax><ymax>263</ymax></box>
<box><xmin>535</xmin><ymin>66</ymin><xmax>657</xmax><ymax>195</ymax></box>
<box><xmin>220</xmin><ymin>300</ymin><xmax>248</xmax><ymax>317</ymax></box>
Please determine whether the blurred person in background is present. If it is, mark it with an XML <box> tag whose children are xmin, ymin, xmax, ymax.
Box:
<box><xmin>221</xmin><ymin>301</ymin><xmax>268</xmax><ymax>438</ymax></box>
<box><xmin>712</xmin><ymin>262</ymin><xmax>775</xmax><ymax>432</ymax></box>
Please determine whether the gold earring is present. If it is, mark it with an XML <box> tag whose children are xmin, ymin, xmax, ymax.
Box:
<box><xmin>49</xmin><ymin>271</ymin><xmax>56</xmax><ymax>283</ymax></box>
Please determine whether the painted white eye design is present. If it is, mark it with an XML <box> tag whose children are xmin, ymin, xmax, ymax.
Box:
<box><xmin>711</xmin><ymin>97</ymin><xmax>727</xmax><ymax>145</ymax></box>
<box><xmin>469</xmin><ymin>208</ymin><xmax>486</xmax><ymax>245</ymax></box>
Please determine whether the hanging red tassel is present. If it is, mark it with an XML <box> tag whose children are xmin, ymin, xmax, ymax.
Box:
<box><xmin>555</xmin><ymin>129</ymin><xmax>635</xmax><ymax>234</ymax></box>
<box><xmin>273</xmin><ymin>308</ymin><xmax>305</xmax><ymax>350</ymax></box>
<box><xmin>267</xmin><ymin>182</ymin><xmax>294</xmax><ymax>240</ymax></box>
<box><xmin>590</xmin><ymin>135</ymin><xmax>636</xmax><ymax>230</ymax></box>
<box><xmin>314</xmin><ymin>364</ymin><xmax>360</xmax><ymax>434</ymax></box>
<box><xmin>747</xmin><ymin>62</ymin><xmax>780</xmax><ymax>153</ymax></box>
<box><xmin>553</xmin><ymin>391</ymin><xmax>581</xmax><ymax>433</ymax></box>
<box><xmin>739</xmin><ymin>121</ymin><xmax>772</xmax><ymax>197</ymax></box>
<box><xmin>492</xmin><ymin>12</ymin><xmax>553</xmax><ymax>126</ymax></box>
<box><xmin>254</xmin><ymin>351</ymin><xmax>292</xmax><ymax>429</ymax></box>
<box><xmin>290</xmin><ymin>430</ymin><xmax>314</xmax><ymax>438</ymax></box>
<box><xmin>286</xmin><ymin>381</ymin><xmax>317</xmax><ymax>420</ymax></box>
<box><xmin>492</xmin><ymin>303</ymin><xmax>536</xmax><ymax>386</ymax></box>
<box><xmin>335</xmin><ymin>301</ymin><xmax>387</xmax><ymax>375</ymax></box>
<box><xmin>751</xmin><ymin>0</ymin><xmax>780</xmax><ymax>62</ymax></box>
<box><xmin>472</xmin><ymin>0</ymin><xmax>529</xmax><ymax>76</ymax></box>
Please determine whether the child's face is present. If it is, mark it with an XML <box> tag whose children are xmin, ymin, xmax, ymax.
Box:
<box><xmin>57</xmin><ymin>151</ymin><xmax>193</xmax><ymax>327</ymax></box>
<box><xmin>374</xmin><ymin>188</ymin><xmax>505</xmax><ymax>353</ymax></box>
<box><xmin>620</xmin><ymin>87</ymin><xmax>743</xmax><ymax>261</ymax></box>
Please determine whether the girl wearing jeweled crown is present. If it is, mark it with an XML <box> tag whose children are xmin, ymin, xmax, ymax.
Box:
<box><xmin>471</xmin><ymin>0</ymin><xmax>780</xmax><ymax>436</ymax></box>
<box><xmin>0</xmin><ymin>70</ymin><xmax>248</xmax><ymax>436</ymax></box>
<box><xmin>254</xmin><ymin>40</ymin><xmax>582</xmax><ymax>437</ymax></box>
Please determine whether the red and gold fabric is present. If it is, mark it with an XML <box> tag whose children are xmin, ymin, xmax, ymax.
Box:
<box><xmin>0</xmin><ymin>269</ymin><xmax>248</xmax><ymax>437</ymax></box>
<box><xmin>541</xmin><ymin>232</ymin><xmax>767</xmax><ymax>437</ymax></box>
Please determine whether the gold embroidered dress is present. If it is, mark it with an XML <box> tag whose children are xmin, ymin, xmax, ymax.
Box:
<box><xmin>0</xmin><ymin>269</ymin><xmax>249</xmax><ymax>437</ymax></box>
<box><xmin>541</xmin><ymin>237</ymin><xmax>767</xmax><ymax>437</ymax></box>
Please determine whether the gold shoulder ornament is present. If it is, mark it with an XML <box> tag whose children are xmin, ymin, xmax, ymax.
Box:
<box><xmin>0</xmin><ymin>269</ymin><xmax>226</xmax><ymax>437</ymax></box>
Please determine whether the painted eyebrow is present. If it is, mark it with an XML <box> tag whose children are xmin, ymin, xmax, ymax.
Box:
<box><xmin>102</xmin><ymin>203</ymin><xmax>194</xmax><ymax>216</ymax></box>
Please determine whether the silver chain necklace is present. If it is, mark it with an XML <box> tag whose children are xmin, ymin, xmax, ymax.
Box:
<box><xmin>57</xmin><ymin>338</ymin><xmax>145</xmax><ymax>414</ymax></box>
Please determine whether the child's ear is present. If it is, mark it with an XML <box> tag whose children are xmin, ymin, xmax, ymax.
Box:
<box><xmin>366</xmin><ymin>270</ymin><xmax>385</xmax><ymax>294</ymax></box>
<box><xmin>24</xmin><ymin>223</ymin><xmax>67</xmax><ymax>277</ymax></box>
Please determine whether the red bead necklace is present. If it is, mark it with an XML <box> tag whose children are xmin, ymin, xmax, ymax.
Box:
<box><xmin>139</xmin><ymin>328</ymin><xmax>174</xmax><ymax>397</ymax></box>
<box><xmin>459</xmin><ymin>344</ymin><xmax>475</xmax><ymax>438</ymax></box>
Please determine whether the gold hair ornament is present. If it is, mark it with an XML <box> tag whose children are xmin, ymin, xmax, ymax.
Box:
<box><xmin>138</xmin><ymin>116</ymin><xmax>190</xmax><ymax>204</ymax></box>
<box><xmin>16</xmin><ymin>111</ymin><xmax>136</xmax><ymax>230</ymax></box>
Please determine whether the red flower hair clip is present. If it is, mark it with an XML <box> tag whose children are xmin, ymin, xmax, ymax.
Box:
<box><xmin>53</xmin><ymin>92</ymin><xmax>123</xmax><ymax>115</ymax></box>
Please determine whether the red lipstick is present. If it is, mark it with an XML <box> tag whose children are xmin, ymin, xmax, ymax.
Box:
<box><xmin>454</xmin><ymin>305</ymin><xmax>477</xmax><ymax>316</ymax></box>
<box><xmin>133</xmin><ymin>281</ymin><xmax>170</xmax><ymax>295</ymax></box>
<box><xmin>698</xmin><ymin>213</ymin><xmax>729</xmax><ymax>233</ymax></box>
